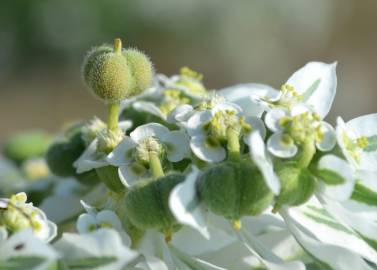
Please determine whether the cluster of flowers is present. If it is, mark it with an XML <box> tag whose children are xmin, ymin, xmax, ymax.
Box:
<box><xmin>1</xmin><ymin>38</ymin><xmax>377</xmax><ymax>270</ymax></box>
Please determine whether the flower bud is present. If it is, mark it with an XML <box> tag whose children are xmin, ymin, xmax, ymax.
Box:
<box><xmin>275</xmin><ymin>162</ymin><xmax>315</xmax><ymax>207</ymax></box>
<box><xmin>3</xmin><ymin>131</ymin><xmax>51</xmax><ymax>165</ymax></box>
<box><xmin>82</xmin><ymin>40</ymin><xmax>134</xmax><ymax>103</ymax></box>
<box><xmin>124</xmin><ymin>48</ymin><xmax>154</xmax><ymax>96</ymax></box>
<box><xmin>124</xmin><ymin>173</ymin><xmax>184</xmax><ymax>233</ymax></box>
<box><xmin>46</xmin><ymin>132</ymin><xmax>86</xmax><ymax>177</ymax></box>
<box><xmin>96</xmin><ymin>165</ymin><xmax>126</xmax><ymax>193</ymax></box>
<box><xmin>198</xmin><ymin>161</ymin><xmax>273</xmax><ymax>221</ymax></box>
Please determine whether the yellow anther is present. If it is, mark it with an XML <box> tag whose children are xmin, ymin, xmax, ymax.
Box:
<box><xmin>356</xmin><ymin>136</ymin><xmax>369</xmax><ymax>149</ymax></box>
<box><xmin>279</xmin><ymin>116</ymin><xmax>291</xmax><ymax>128</ymax></box>
<box><xmin>180</xmin><ymin>67</ymin><xmax>203</xmax><ymax>81</ymax></box>
<box><xmin>280</xmin><ymin>134</ymin><xmax>294</xmax><ymax>146</ymax></box>
<box><xmin>232</xmin><ymin>220</ymin><xmax>242</xmax><ymax>231</ymax></box>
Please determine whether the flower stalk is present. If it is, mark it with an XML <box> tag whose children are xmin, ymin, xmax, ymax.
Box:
<box><xmin>227</xmin><ymin>128</ymin><xmax>241</xmax><ymax>161</ymax></box>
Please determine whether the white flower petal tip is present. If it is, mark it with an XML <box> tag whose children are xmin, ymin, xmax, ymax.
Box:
<box><xmin>267</xmin><ymin>132</ymin><xmax>298</xmax><ymax>158</ymax></box>
<box><xmin>133</xmin><ymin>101</ymin><xmax>166</xmax><ymax>120</ymax></box>
<box><xmin>73</xmin><ymin>139</ymin><xmax>107</xmax><ymax>174</ymax></box>
<box><xmin>162</xmin><ymin>131</ymin><xmax>190</xmax><ymax>162</ymax></box>
<box><xmin>118</xmin><ymin>164</ymin><xmax>148</xmax><ymax>188</ymax></box>
<box><xmin>243</xmin><ymin>116</ymin><xmax>266</xmax><ymax>144</ymax></box>
<box><xmin>286</xmin><ymin>61</ymin><xmax>337</xmax><ymax>119</ymax></box>
<box><xmin>106</xmin><ymin>137</ymin><xmax>136</xmax><ymax>166</ymax></box>
<box><xmin>130</xmin><ymin>123</ymin><xmax>170</xmax><ymax>143</ymax></box>
<box><xmin>249</xmin><ymin>132</ymin><xmax>281</xmax><ymax>195</ymax></box>
<box><xmin>169</xmin><ymin>167</ymin><xmax>210</xmax><ymax>239</ymax></box>
<box><xmin>265</xmin><ymin>109</ymin><xmax>288</xmax><ymax>132</ymax></box>
<box><xmin>316</xmin><ymin>122</ymin><xmax>336</xmax><ymax>152</ymax></box>
<box><xmin>190</xmin><ymin>135</ymin><xmax>226</xmax><ymax>163</ymax></box>
<box><xmin>317</xmin><ymin>155</ymin><xmax>355</xmax><ymax>201</ymax></box>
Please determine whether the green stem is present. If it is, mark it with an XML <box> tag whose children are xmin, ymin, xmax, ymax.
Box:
<box><xmin>227</xmin><ymin>128</ymin><xmax>241</xmax><ymax>161</ymax></box>
<box><xmin>107</xmin><ymin>102</ymin><xmax>120</xmax><ymax>131</ymax></box>
<box><xmin>149</xmin><ymin>152</ymin><xmax>164</xmax><ymax>178</ymax></box>
<box><xmin>297</xmin><ymin>140</ymin><xmax>316</xmax><ymax>168</ymax></box>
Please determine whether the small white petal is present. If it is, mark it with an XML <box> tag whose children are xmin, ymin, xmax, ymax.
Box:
<box><xmin>96</xmin><ymin>210</ymin><xmax>123</xmax><ymax>231</ymax></box>
<box><xmin>243</xmin><ymin>116</ymin><xmax>266</xmax><ymax>145</ymax></box>
<box><xmin>317</xmin><ymin>155</ymin><xmax>355</xmax><ymax>201</ymax></box>
<box><xmin>133</xmin><ymin>101</ymin><xmax>166</xmax><ymax>119</ymax></box>
<box><xmin>118</xmin><ymin>164</ymin><xmax>148</xmax><ymax>188</ymax></box>
<box><xmin>107</xmin><ymin>137</ymin><xmax>137</xmax><ymax>166</ymax></box>
<box><xmin>118</xmin><ymin>120</ymin><xmax>133</xmax><ymax>131</ymax></box>
<box><xmin>80</xmin><ymin>200</ymin><xmax>97</xmax><ymax>216</ymax></box>
<box><xmin>290</xmin><ymin>103</ymin><xmax>312</xmax><ymax>117</ymax></box>
<box><xmin>267</xmin><ymin>133</ymin><xmax>298</xmax><ymax>158</ymax></box>
<box><xmin>73</xmin><ymin>139</ymin><xmax>107</xmax><ymax>173</ymax></box>
<box><xmin>286</xmin><ymin>62</ymin><xmax>337</xmax><ymax>118</ymax></box>
<box><xmin>169</xmin><ymin>167</ymin><xmax>210</xmax><ymax>239</ymax></box>
<box><xmin>316</xmin><ymin>122</ymin><xmax>336</xmax><ymax>151</ymax></box>
<box><xmin>167</xmin><ymin>104</ymin><xmax>194</xmax><ymax>124</ymax></box>
<box><xmin>265</xmin><ymin>109</ymin><xmax>288</xmax><ymax>132</ymax></box>
<box><xmin>130</xmin><ymin>123</ymin><xmax>170</xmax><ymax>143</ymax></box>
<box><xmin>186</xmin><ymin>110</ymin><xmax>212</xmax><ymax>137</ymax></box>
<box><xmin>161</xmin><ymin>131</ymin><xmax>190</xmax><ymax>162</ymax></box>
<box><xmin>249</xmin><ymin>132</ymin><xmax>280</xmax><ymax>195</ymax></box>
<box><xmin>211</xmin><ymin>102</ymin><xmax>242</xmax><ymax>116</ymax></box>
<box><xmin>190</xmin><ymin>135</ymin><xmax>226</xmax><ymax>163</ymax></box>
<box><xmin>218</xmin><ymin>83</ymin><xmax>280</xmax><ymax>116</ymax></box>
<box><xmin>76</xmin><ymin>213</ymin><xmax>97</xmax><ymax>234</ymax></box>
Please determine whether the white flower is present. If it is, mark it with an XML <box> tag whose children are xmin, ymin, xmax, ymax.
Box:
<box><xmin>219</xmin><ymin>62</ymin><xmax>337</xmax><ymax>119</ymax></box>
<box><xmin>186</xmin><ymin>101</ymin><xmax>265</xmax><ymax>162</ymax></box>
<box><xmin>77</xmin><ymin>206</ymin><xmax>122</xmax><ymax>234</ymax></box>
<box><xmin>73</xmin><ymin>120</ymin><xmax>132</xmax><ymax>174</ymax></box>
<box><xmin>55</xmin><ymin>228</ymin><xmax>138</xmax><ymax>270</ymax></box>
<box><xmin>0</xmin><ymin>192</ymin><xmax>57</xmax><ymax>242</ymax></box>
<box><xmin>107</xmin><ymin>123</ymin><xmax>190</xmax><ymax>187</ymax></box>
<box><xmin>264</xmin><ymin>104</ymin><xmax>336</xmax><ymax>158</ymax></box>
<box><xmin>336</xmin><ymin>114</ymin><xmax>377</xmax><ymax>172</ymax></box>
<box><xmin>0</xmin><ymin>229</ymin><xmax>59</xmax><ymax>270</ymax></box>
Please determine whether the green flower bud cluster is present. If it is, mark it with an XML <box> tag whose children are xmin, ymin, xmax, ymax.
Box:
<box><xmin>97</xmin><ymin>128</ymin><xmax>125</xmax><ymax>155</ymax></box>
<box><xmin>82</xmin><ymin>39</ymin><xmax>154</xmax><ymax>104</ymax></box>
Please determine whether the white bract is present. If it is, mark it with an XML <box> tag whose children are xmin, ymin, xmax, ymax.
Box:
<box><xmin>219</xmin><ymin>62</ymin><xmax>337</xmax><ymax>119</ymax></box>
<box><xmin>336</xmin><ymin>113</ymin><xmax>377</xmax><ymax>172</ymax></box>
<box><xmin>0</xmin><ymin>193</ymin><xmax>57</xmax><ymax>242</ymax></box>
<box><xmin>107</xmin><ymin>123</ymin><xmax>190</xmax><ymax>186</ymax></box>
<box><xmin>186</xmin><ymin>101</ymin><xmax>265</xmax><ymax>162</ymax></box>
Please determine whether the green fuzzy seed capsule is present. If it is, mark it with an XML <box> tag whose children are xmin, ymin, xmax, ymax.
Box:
<box><xmin>124</xmin><ymin>49</ymin><xmax>154</xmax><ymax>95</ymax></box>
<box><xmin>124</xmin><ymin>173</ymin><xmax>184</xmax><ymax>232</ymax></box>
<box><xmin>82</xmin><ymin>45</ymin><xmax>113</xmax><ymax>83</ymax></box>
<box><xmin>45</xmin><ymin>132</ymin><xmax>85</xmax><ymax>177</ymax></box>
<box><xmin>85</xmin><ymin>51</ymin><xmax>134</xmax><ymax>103</ymax></box>
<box><xmin>3</xmin><ymin>131</ymin><xmax>51</xmax><ymax>165</ymax></box>
<box><xmin>275</xmin><ymin>163</ymin><xmax>316</xmax><ymax>207</ymax></box>
<box><xmin>96</xmin><ymin>165</ymin><xmax>126</xmax><ymax>193</ymax></box>
<box><xmin>198</xmin><ymin>161</ymin><xmax>274</xmax><ymax>221</ymax></box>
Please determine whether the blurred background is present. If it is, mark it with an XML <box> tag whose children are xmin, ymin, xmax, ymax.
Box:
<box><xmin>1</xmin><ymin>0</ymin><xmax>377</xmax><ymax>141</ymax></box>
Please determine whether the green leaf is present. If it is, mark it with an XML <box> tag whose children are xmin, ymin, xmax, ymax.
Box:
<box><xmin>364</xmin><ymin>135</ymin><xmax>377</xmax><ymax>152</ymax></box>
<box><xmin>317</xmin><ymin>169</ymin><xmax>345</xmax><ymax>185</ymax></box>
<box><xmin>351</xmin><ymin>181</ymin><xmax>377</xmax><ymax>207</ymax></box>
<box><xmin>0</xmin><ymin>256</ymin><xmax>45</xmax><ymax>270</ymax></box>
<box><xmin>64</xmin><ymin>256</ymin><xmax>117</xmax><ymax>269</ymax></box>
<box><xmin>302</xmin><ymin>79</ymin><xmax>321</xmax><ymax>102</ymax></box>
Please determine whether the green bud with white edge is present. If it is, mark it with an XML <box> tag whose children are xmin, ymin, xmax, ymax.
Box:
<box><xmin>274</xmin><ymin>162</ymin><xmax>316</xmax><ymax>210</ymax></box>
<box><xmin>124</xmin><ymin>173</ymin><xmax>184</xmax><ymax>239</ymax></box>
<box><xmin>124</xmin><ymin>48</ymin><xmax>154</xmax><ymax>96</ymax></box>
<box><xmin>83</xmin><ymin>39</ymin><xmax>134</xmax><ymax>103</ymax></box>
<box><xmin>198</xmin><ymin>161</ymin><xmax>274</xmax><ymax>228</ymax></box>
